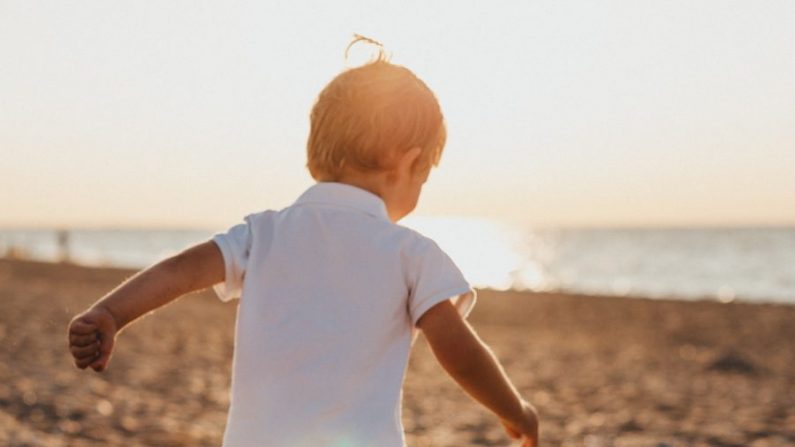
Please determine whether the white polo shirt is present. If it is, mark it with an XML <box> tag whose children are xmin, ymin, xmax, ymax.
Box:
<box><xmin>211</xmin><ymin>182</ymin><xmax>476</xmax><ymax>447</ymax></box>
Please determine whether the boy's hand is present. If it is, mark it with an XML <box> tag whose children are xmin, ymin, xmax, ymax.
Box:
<box><xmin>501</xmin><ymin>400</ymin><xmax>539</xmax><ymax>447</ymax></box>
<box><xmin>68</xmin><ymin>306</ymin><xmax>118</xmax><ymax>372</ymax></box>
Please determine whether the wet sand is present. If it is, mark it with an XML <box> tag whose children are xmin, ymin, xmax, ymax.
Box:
<box><xmin>1</xmin><ymin>259</ymin><xmax>793</xmax><ymax>446</ymax></box>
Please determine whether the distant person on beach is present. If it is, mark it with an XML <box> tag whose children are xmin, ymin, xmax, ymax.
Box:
<box><xmin>67</xmin><ymin>36</ymin><xmax>539</xmax><ymax>447</ymax></box>
<box><xmin>57</xmin><ymin>229</ymin><xmax>70</xmax><ymax>263</ymax></box>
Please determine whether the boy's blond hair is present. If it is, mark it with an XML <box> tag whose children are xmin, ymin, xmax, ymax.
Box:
<box><xmin>307</xmin><ymin>50</ymin><xmax>447</xmax><ymax>181</ymax></box>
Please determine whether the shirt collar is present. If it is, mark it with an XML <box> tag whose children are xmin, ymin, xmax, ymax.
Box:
<box><xmin>294</xmin><ymin>182</ymin><xmax>390</xmax><ymax>221</ymax></box>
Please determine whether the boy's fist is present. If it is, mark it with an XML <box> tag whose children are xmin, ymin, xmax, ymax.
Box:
<box><xmin>501</xmin><ymin>400</ymin><xmax>539</xmax><ymax>447</ymax></box>
<box><xmin>68</xmin><ymin>306</ymin><xmax>118</xmax><ymax>372</ymax></box>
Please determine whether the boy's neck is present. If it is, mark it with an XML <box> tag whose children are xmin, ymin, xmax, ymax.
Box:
<box><xmin>329</xmin><ymin>147</ymin><xmax>426</xmax><ymax>223</ymax></box>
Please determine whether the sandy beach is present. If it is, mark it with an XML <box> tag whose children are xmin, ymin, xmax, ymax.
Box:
<box><xmin>1</xmin><ymin>258</ymin><xmax>793</xmax><ymax>446</ymax></box>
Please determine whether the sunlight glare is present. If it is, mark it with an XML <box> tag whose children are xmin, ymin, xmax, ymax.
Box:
<box><xmin>402</xmin><ymin>216</ymin><xmax>529</xmax><ymax>291</ymax></box>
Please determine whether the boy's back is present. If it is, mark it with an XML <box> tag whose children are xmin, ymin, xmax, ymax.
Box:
<box><xmin>214</xmin><ymin>182</ymin><xmax>475</xmax><ymax>446</ymax></box>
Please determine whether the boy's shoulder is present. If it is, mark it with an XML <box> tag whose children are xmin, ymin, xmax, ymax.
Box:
<box><xmin>388</xmin><ymin>224</ymin><xmax>452</xmax><ymax>268</ymax></box>
<box><xmin>393</xmin><ymin>223</ymin><xmax>442</xmax><ymax>251</ymax></box>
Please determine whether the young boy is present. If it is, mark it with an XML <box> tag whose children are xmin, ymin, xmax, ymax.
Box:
<box><xmin>68</xmin><ymin>52</ymin><xmax>539</xmax><ymax>447</ymax></box>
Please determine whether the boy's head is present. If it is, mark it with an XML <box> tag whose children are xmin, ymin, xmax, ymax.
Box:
<box><xmin>306</xmin><ymin>54</ymin><xmax>446</xmax><ymax>182</ymax></box>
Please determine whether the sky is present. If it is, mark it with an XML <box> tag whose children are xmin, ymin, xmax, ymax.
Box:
<box><xmin>1</xmin><ymin>1</ymin><xmax>794</xmax><ymax>229</ymax></box>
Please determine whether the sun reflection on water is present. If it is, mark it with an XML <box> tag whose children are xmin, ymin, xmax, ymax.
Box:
<box><xmin>402</xmin><ymin>216</ymin><xmax>547</xmax><ymax>291</ymax></box>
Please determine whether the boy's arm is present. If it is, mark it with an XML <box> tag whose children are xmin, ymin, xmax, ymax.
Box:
<box><xmin>67</xmin><ymin>240</ymin><xmax>225</xmax><ymax>372</ymax></box>
<box><xmin>417</xmin><ymin>299</ymin><xmax>539</xmax><ymax>447</ymax></box>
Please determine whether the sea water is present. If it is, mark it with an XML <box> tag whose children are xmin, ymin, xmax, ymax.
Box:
<box><xmin>1</xmin><ymin>221</ymin><xmax>793</xmax><ymax>304</ymax></box>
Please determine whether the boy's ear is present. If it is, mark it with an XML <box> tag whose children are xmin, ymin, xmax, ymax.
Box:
<box><xmin>398</xmin><ymin>147</ymin><xmax>423</xmax><ymax>177</ymax></box>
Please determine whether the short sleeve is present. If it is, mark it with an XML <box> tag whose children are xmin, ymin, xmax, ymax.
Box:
<box><xmin>406</xmin><ymin>237</ymin><xmax>477</xmax><ymax>327</ymax></box>
<box><xmin>211</xmin><ymin>216</ymin><xmax>254</xmax><ymax>302</ymax></box>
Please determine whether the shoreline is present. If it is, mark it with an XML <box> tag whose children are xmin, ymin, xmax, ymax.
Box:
<box><xmin>2</xmin><ymin>258</ymin><xmax>794</xmax><ymax>446</ymax></box>
<box><xmin>4</xmin><ymin>257</ymin><xmax>792</xmax><ymax>307</ymax></box>
<box><xmin>4</xmin><ymin>222</ymin><xmax>795</xmax><ymax>305</ymax></box>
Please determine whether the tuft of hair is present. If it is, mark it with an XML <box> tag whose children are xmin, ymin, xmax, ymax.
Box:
<box><xmin>345</xmin><ymin>34</ymin><xmax>389</xmax><ymax>64</ymax></box>
<box><xmin>307</xmin><ymin>35</ymin><xmax>446</xmax><ymax>181</ymax></box>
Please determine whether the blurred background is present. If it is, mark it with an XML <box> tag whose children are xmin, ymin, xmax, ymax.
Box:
<box><xmin>1</xmin><ymin>1</ymin><xmax>793</xmax><ymax>446</ymax></box>
<box><xmin>2</xmin><ymin>0</ymin><xmax>794</xmax><ymax>304</ymax></box>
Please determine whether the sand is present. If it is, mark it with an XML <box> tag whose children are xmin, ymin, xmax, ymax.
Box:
<box><xmin>1</xmin><ymin>258</ymin><xmax>793</xmax><ymax>446</ymax></box>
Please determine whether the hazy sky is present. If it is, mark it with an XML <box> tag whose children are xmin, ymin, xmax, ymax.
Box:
<box><xmin>2</xmin><ymin>1</ymin><xmax>793</xmax><ymax>229</ymax></box>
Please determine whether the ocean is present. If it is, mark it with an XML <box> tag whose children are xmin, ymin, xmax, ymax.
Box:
<box><xmin>2</xmin><ymin>219</ymin><xmax>793</xmax><ymax>304</ymax></box>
